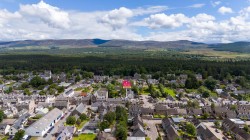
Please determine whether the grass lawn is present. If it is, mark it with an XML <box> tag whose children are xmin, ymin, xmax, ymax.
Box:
<box><xmin>153</xmin><ymin>114</ymin><xmax>165</xmax><ymax>118</ymax></box>
<box><xmin>64</xmin><ymin>122</ymin><xmax>74</xmax><ymax>126</ymax></box>
<box><xmin>164</xmin><ymin>87</ymin><xmax>176</xmax><ymax>97</ymax></box>
<box><xmin>141</xmin><ymin>87</ymin><xmax>150</xmax><ymax>95</ymax></box>
<box><xmin>74</xmin><ymin>87</ymin><xmax>84</xmax><ymax>91</ymax></box>
<box><xmin>182</xmin><ymin>48</ymin><xmax>250</xmax><ymax>59</ymax></box>
<box><xmin>73</xmin><ymin>134</ymin><xmax>96</xmax><ymax>140</ymax></box>
<box><xmin>210</xmin><ymin>92</ymin><xmax>218</xmax><ymax>97</ymax></box>
<box><xmin>30</xmin><ymin>137</ymin><xmax>39</xmax><ymax>140</ymax></box>
<box><xmin>0</xmin><ymin>136</ymin><xmax>8</xmax><ymax>140</ymax></box>
<box><xmin>146</xmin><ymin>137</ymin><xmax>151</xmax><ymax>140</ymax></box>
<box><xmin>76</xmin><ymin>120</ymin><xmax>88</xmax><ymax>130</ymax></box>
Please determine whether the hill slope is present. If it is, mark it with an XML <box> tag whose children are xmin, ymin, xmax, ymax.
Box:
<box><xmin>0</xmin><ymin>39</ymin><xmax>207</xmax><ymax>50</ymax></box>
<box><xmin>0</xmin><ymin>39</ymin><xmax>250</xmax><ymax>53</ymax></box>
<box><xmin>209</xmin><ymin>42</ymin><xmax>250</xmax><ymax>53</ymax></box>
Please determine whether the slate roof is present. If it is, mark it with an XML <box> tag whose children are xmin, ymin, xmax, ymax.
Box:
<box><xmin>12</xmin><ymin>113</ymin><xmax>30</xmax><ymax>129</ymax></box>
<box><xmin>75</xmin><ymin>103</ymin><xmax>85</xmax><ymax>114</ymax></box>
<box><xmin>26</xmin><ymin>108</ymin><xmax>62</xmax><ymax>131</ymax></box>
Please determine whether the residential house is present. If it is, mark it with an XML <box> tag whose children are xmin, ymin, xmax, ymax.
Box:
<box><xmin>162</xmin><ymin>118</ymin><xmax>180</xmax><ymax>140</ymax></box>
<box><xmin>222</xmin><ymin>118</ymin><xmax>245</xmax><ymax>131</ymax></box>
<box><xmin>188</xmin><ymin>108</ymin><xmax>203</xmax><ymax>116</ymax></box>
<box><xmin>54</xmin><ymin>96</ymin><xmax>69</xmax><ymax>110</ymax></box>
<box><xmin>196</xmin><ymin>122</ymin><xmax>218</xmax><ymax>140</ymax></box>
<box><xmin>64</xmin><ymin>89</ymin><xmax>75</xmax><ymax>97</ymax></box>
<box><xmin>131</xmin><ymin>115</ymin><xmax>146</xmax><ymax>137</ymax></box>
<box><xmin>35</xmin><ymin>95</ymin><xmax>55</xmax><ymax>104</ymax></box>
<box><xmin>16</xmin><ymin>100</ymin><xmax>36</xmax><ymax>114</ymax></box>
<box><xmin>85</xmin><ymin>119</ymin><xmax>98</xmax><ymax>130</ymax></box>
<box><xmin>35</xmin><ymin>106</ymin><xmax>49</xmax><ymax>116</ymax></box>
<box><xmin>166</xmin><ymin>108</ymin><xmax>187</xmax><ymax>116</ymax></box>
<box><xmin>223</xmin><ymin>119</ymin><xmax>250</xmax><ymax>140</ymax></box>
<box><xmin>129</xmin><ymin>104</ymin><xmax>141</xmax><ymax>116</ymax></box>
<box><xmin>25</xmin><ymin>108</ymin><xmax>63</xmax><ymax>137</ymax></box>
<box><xmin>236</xmin><ymin>105</ymin><xmax>250</xmax><ymax>119</ymax></box>
<box><xmin>93</xmin><ymin>88</ymin><xmax>108</xmax><ymax>102</ymax></box>
<box><xmin>214</xmin><ymin>107</ymin><xmax>236</xmax><ymax>118</ymax></box>
<box><xmin>9</xmin><ymin>113</ymin><xmax>30</xmax><ymax>136</ymax></box>
<box><xmin>71</xmin><ymin>103</ymin><xmax>86</xmax><ymax>116</ymax></box>
<box><xmin>55</xmin><ymin>126</ymin><xmax>76</xmax><ymax>140</ymax></box>
<box><xmin>154</xmin><ymin>104</ymin><xmax>168</xmax><ymax>115</ymax></box>
<box><xmin>0</xmin><ymin>124</ymin><xmax>10</xmax><ymax>135</ymax></box>
<box><xmin>231</xmin><ymin>126</ymin><xmax>250</xmax><ymax>140</ymax></box>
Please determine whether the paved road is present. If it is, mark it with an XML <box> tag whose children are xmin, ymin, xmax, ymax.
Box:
<box><xmin>143</xmin><ymin>119</ymin><xmax>162</xmax><ymax>140</ymax></box>
<box><xmin>140</xmin><ymin>95</ymin><xmax>154</xmax><ymax>108</ymax></box>
<box><xmin>203</xmin><ymin>122</ymin><xmax>225</xmax><ymax>140</ymax></box>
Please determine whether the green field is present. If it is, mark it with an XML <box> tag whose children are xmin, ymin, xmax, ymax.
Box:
<box><xmin>182</xmin><ymin>48</ymin><xmax>250</xmax><ymax>59</ymax></box>
<box><xmin>164</xmin><ymin>87</ymin><xmax>176</xmax><ymax>98</ymax></box>
<box><xmin>76</xmin><ymin>120</ymin><xmax>88</xmax><ymax>130</ymax></box>
<box><xmin>73</xmin><ymin>134</ymin><xmax>96</xmax><ymax>140</ymax></box>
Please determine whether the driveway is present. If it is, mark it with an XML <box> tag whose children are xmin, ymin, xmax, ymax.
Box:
<box><xmin>143</xmin><ymin>119</ymin><xmax>162</xmax><ymax>140</ymax></box>
<box><xmin>203</xmin><ymin>122</ymin><xmax>225</xmax><ymax>140</ymax></box>
<box><xmin>140</xmin><ymin>95</ymin><xmax>154</xmax><ymax>108</ymax></box>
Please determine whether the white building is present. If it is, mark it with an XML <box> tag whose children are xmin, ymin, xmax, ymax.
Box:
<box><xmin>35</xmin><ymin>106</ymin><xmax>49</xmax><ymax>115</ymax></box>
<box><xmin>0</xmin><ymin>124</ymin><xmax>10</xmax><ymax>135</ymax></box>
<box><xmin>64</xmin><ymin>89</ymin><xmax>75</xmax><ymax>97</ymax></box>
<box><xmin>25</xmin><ymin>108</ymin><xmax>63</xmax><ymax>137</ymax></box>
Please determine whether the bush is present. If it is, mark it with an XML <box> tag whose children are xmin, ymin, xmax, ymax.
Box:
<box><xmin>66</xmin><ymin>116</ymin><xmax>76</xmax><ymax>125</ymax></box>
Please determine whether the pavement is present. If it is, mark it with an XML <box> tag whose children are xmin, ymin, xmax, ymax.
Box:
<box><xmin>143</xmin><ymin>119</ymin><xmax>162</xmax><ymax>140</ymax></box>
<box><xmin>203</xmin><ymin>122</ymin><xmax>225</xmax><ymax>140</ymax></box>
<box><xmin>140</xmin><ymin>95</ymin><xmax>154</xmax><ymax>108</ymax></box>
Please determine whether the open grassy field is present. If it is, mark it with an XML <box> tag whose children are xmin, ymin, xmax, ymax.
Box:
<box><xmin>182</xmin><ymin>48</ymin><xmax>250</xmax><ymax>59</ymax></box>
<box><xmin>164</xmin><ymin>87</ymin><xmax>176</xmax><ymax>98</ymax></box>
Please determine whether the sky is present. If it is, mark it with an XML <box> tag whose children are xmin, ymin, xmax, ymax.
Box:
<box><xmin>0</xmin><ymin>0</ymin><xmax>250</xmax><ymax>43</ymax></box>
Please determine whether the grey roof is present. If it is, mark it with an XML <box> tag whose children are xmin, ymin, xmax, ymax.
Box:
<box><xmin>56</xmin><ymin>126</ymin><xmax>75</xmax><ymax>140</ymax></box>
<box><xmin>75</xmin><ymin>103</ymin><xmax>85</xmax><ymax>114</ymax></box>
<box><xmin>54</xmin><ymin>101</ymin><xmax>68</xmax><ymax>107</ymax></box>
<box><xmin>231</xmin><ymin>126</ymin><xmax>250</xmax><ymax>140</ymax></box>
<box><xmin>12</xmin><ymin>113</ymin><xmax>30</xmax><ymax>129</ymax></box>
<box><xmin>167</xmin><ymin>125</ymin><xmax>179</xmax><ymax>138</ymax></box>
<box><xmin>26</xmin><ymin>108</ymin><xmax>62</xmax><ymax>131</ymax></box>
<box><xmin>197</xmin><ymin>123</ymin><xmax>217</xmax><ymax>140</ymax></box>
<box><xmin>0</xmin><ymin>124</ymin><xmax>9</xmax><ymax>130</ymax></box>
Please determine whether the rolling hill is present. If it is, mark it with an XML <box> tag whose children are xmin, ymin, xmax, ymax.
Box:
<box><xmin>0</xmin><ymin>39</ymin><xmax>249</xmax><ymax>53</ymax></box>
<box><xmin>0</xmin><ymin>39</ymin><xmax>207</xmax><ymax>50</ymax></box>
<box><xmin>209</xmin><ymin>42</ymin><xmax>250</xmax><ymax>53</ymax></box>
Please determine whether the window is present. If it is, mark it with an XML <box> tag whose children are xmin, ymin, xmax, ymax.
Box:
<box><xmin>36</xmin><ymin>132</ymin><xmax>39</xmax><ymax>134</ymax></box>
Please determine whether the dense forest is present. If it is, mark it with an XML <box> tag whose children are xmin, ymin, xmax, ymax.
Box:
<box><xmin>0</xmin><ymin>54</ymin><xmax>249</xmax><ymax>81</ymax></box>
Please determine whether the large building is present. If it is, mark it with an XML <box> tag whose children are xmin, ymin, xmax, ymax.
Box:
<box><xmin>25</xmin><ymin>108</ymin><xmax>63</xmax><ymax>137</ymax></box>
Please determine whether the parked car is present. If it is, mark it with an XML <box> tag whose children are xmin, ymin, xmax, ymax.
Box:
<box><xmin>48</xmin><ymin>126</ymin><xmax>54</xmax><ymax>133</ymax></box>
<box><xmin>43</xmin><ymin>133</ymin><xmax>48</xmax><ymax>138</ymax></box>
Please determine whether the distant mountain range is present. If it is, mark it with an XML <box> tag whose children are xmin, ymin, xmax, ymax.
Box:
<box><xmin>0</xmin><ymin>39</ymin><xmax>250</xmax><ymax>53</ymax></box>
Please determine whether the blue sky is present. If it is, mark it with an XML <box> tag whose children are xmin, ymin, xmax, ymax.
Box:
<box><xmin>0</xmin><ymin>0</ymin><xmax>250</xmax><ymax>42</ymax></box>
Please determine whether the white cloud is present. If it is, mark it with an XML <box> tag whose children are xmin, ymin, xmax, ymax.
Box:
<box><xmin>1</xmin><ymin>1</ymin><xmax>250</xmax><ymax>43</ymax></box>
<box><xmin>218</xmin><ymin>6</ymin><xmax>233</xmax><ymax>15</ymax></box>
<box><xmin>211</xmin><ymin>1</ymin><xmax>221</xmax><ymax>7</ymax></box>
<box><xmin>0</xmin><ymin>9</ymin><xmax>21</xmax><ymax>26</ymax></box>
<box><xmin>132</xmin><ymin>6</ymin><xmax>168</xmax><ymax>16</ymax></box>
<box><xmin>142</xmin><ymin>13</ymin><xmax>189</xmax><ymax>29</ymax></box>
<box><xmin>188</xmin><ymin>3</ymin><xmax>205</xmax><ymax>8</ymax></box>
<box><xmin>98</xmin><ymin>7</ymin><xmax>133</xmax><ymax>30</ymax></box>
<box><xmin>98</xmin><ymin>6</ymin><xmax>168</xmax><ymax>30</ymax></box>
<box><xmin>19</xmin><ymin>0</ymin><xmax>70</xmax><ymax>29</ymax></box>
